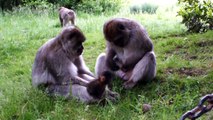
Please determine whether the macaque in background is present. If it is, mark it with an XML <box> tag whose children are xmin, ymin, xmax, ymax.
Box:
<box><xmin>95</xmin><ymin>18</ymin><xmax>156</xmax><ymax>89</ymax></box>
<box><xmin>59</xmin><ymin>7</ymin><xmax>76</xmax><ymax>27</ymax></box>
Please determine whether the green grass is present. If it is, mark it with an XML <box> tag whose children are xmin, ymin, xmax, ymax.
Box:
<box><xmin>0</xmin><ymin>8</ymin><xmax>213</xmax><ymax>120</ymax></box>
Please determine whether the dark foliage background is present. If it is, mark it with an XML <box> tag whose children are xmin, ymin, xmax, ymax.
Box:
<box><xmin>0</xmin><ymin>0</ymin><xmax>123</xmax><ymax>14</ymax></box>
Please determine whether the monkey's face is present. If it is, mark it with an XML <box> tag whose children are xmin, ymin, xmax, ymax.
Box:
<box><xmin>61</xmin><ymin>27</ymin><xmax>85</xmax><ymax>56</ymax></box>
<box><xmin>87</xmin><ymin>71</ymin><xmax>112</xmax><ymax>99</ymax></box>
<box><xmin>103</xmin><ymin>18</ymin><xmax>131</xmax><ymax>47</ymax></box>
<box><xmin>73</xmin><ymin>41</ymin><xmax>84</xmax><ymax>56</ymax></box>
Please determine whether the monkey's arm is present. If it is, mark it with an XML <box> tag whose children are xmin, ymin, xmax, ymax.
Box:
<box><xmin>74</xmin><ymin>55</ymin><xmax>95</xmax><ymax>77</ymax></box>
<box><xmin>46</xmin><ymin>53</ymin><xmax>72</xmax><ymax>83</ymax></box>
<box><xmin>121</xmin><ymin>32</ymin><xmax>153</xmax><ymax>72</ymax></box>
<box><xmin>121</xmin><ymin>45</ymin><xmax>152</xmax><ymax>71</ymax></box>
<box><xmin>121</xmin><ymin>52</ymin><xmax>142</xmax><ymax>72</ymax></box>
<box><xmin>106</xmin><ymin>48</ymin><xmax>119</xmax><ymax>71</ymax></box>
<box><xmin>72</xmin><ymin>76</ymin><xmax>89</xmax><ymax>86</ymax></box>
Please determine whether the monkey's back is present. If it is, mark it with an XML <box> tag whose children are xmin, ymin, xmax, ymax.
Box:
<box><xmin>32</xmin><ymin>38</ymin><xmax>57</xmax><ymax>87</ymax></box>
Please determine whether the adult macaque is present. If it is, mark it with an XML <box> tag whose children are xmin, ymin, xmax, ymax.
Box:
<box><xmin>59</xmin><ymin>7</ymin><xmax>76</xmax><ymax>27</ymax></box>
<box><xmin>95</xmin><ymin>18</ymin><xmax>156</xmax><ymax>89</ymax></box>
<box><xmin>32</xmin><ymin>26</ymin><xmax>94</xmax><ymax>99</ymax></box>
<box><xmin>32</xmin><ymin>26</ymin><xmax>119</xmax><ymax>103</ymax></box>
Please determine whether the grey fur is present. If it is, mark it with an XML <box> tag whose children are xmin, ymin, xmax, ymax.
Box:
<box><xmin>95</xmin><ymin>18</ymin><xmax>156</xmax><ymax>89</ymax></box>
<box><xmin>32</xmin><ymin>26</ymin><xmax>119</xmax><ymax>103</ymax></box>
<box><xmin>59</xmin><ymin>7</ymin><xmax>76</xmax><ymax>27</ymax></box>
<box><xmin>32</xmin><ymin>26</ymin><xmax>94</xmax><ymax>99</ymax></box>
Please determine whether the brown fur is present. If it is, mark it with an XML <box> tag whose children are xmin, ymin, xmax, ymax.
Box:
<box><xmin>72</xmin><ymin>71</ymin><xmax>119</xmax><ymax>104</ymax></box>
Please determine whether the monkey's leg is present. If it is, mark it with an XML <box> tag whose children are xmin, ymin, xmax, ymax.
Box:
<box><xmin>63</xmin><ymin>17</ymin><xmax>69</xmax><ymax>27</ymax></box>
<box><xmin>59</xmin><ymin>17</ymin><xmax>63</xmax><ymax>27</ymax></box>
<box><xmin>95</xmin><ymin>53</ymin><xmax>108</xmax><ymax>77</ymax></box>
<box><xmin>46</xmin><ymin>84</ymin><xmax>71</xmax><ymax>99</ymax></box>
<box><xmin>72</xmin><ymin>84</ymin><xmax>98</xmax><ymax>104</ymax></box>
<box><xmin>115</xmin><ymin>70</ymin><xmax>133</xmax><ymax>81</ymax></box>
<box><xmin>123</xmin><ymin>52</ymin><xmax>156</xmax><ymax>89</ymax></box>
<box><xmin>71</xmin><ymin>19</ymin><xmax>75</xmax><ymax>25</ymax></box>
<box><xmin>105</xmin><ymin>87</ymin><xmax>120</xmax><ymax>102</ymax></box>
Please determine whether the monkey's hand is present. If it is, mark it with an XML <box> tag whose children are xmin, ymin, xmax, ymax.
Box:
<box><xmin>106</xmin><ymin>49</ymin><xmax>120</xmax><ymax>71</ymax></box>
<box><xmin>72</xmin><ymin>76</ymin><xmax>89</xmax><ymax>87</ymax></box>
<box><xmin>113</xmin><ymin>55</ymin><xmax>123</xmax><ymax>67</ymax></box>
<box><xmin>121</xmin><ymin>67</ymin><xmax>128</xmax><ymax>72</ymax></box>
<box><xmin>121</xmin><ymin>64</ymin><xmax>133</xmax><ymax>72</ymax></box>
<box><xmin>123</xmin><ymin>79</ymin><xmax>136</xmax><ymax>89</ymax></box>
<box><xmin>106</xmin><ymin>60</ymin><xmax>120</xmax><ymax>71</ymax></box>
<box><xmin>110</xmin><ymin>63</ymin><xmax>120</xmax><ymax>71</ymax></box>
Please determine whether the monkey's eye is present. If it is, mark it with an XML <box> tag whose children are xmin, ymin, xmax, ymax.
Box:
<box><xmin>75</xmin><ymin>42</ymin><xmax>83</xmax><ymax>48</ymax></box>
<box><xmin>67</xmin><ymin>34</ymin><xmax>74</xmax><ymax>40</ymax></box>
<box><xmin>118</xmin><ymin>24</ymin><xmax>125</xmax><ymax>31</ymax></box>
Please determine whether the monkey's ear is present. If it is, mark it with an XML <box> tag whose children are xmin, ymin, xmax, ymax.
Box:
<box><xmin>58</xmin><ymin>7</ymin><xmax>63</xmax><ymax>11</ymax></box>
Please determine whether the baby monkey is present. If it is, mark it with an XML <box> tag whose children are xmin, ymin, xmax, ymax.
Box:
<box><xmin>72</xmin><ymin>71</ymin><xmax>119</xmax><ymax>104</ymax></box>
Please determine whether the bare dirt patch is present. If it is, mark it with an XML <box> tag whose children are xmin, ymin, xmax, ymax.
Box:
<box><xmin>165</xmin><ymin>67</ymin><xmax>207</xmax><ymax>77</ymax></box>
<box><xmin>196</xmin><ymin>40</ymin><xmax>213</xmax><ymax>47</ymax></box>
<box><xmin>183</xmin><ymin>53</ymin><xmax>198</xmax><ymax>60</ymax></box>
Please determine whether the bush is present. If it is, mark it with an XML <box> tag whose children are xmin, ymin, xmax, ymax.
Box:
<box><xmin>130</xmin><ymin>3</ymin><xmax>158</xmax><ymax>14</ymax></box>
<box><xmin>178</xmin><ymin>0</ymin><xmax>213</xmax><ymax>33</ymax></box>
<box><xmin>130</xmin><ymin>5</ymin><xmax>140</xmax><ymax>14</ymax></box>
<box><xmin>26</xmin><ymin>0</ymin><xmax>123</xmax><ymax>14</ymax></box>
<box><xmin>47</xmin><ymin>0</ymin><xmax>80</xmax><ymax>10</ymax></box>
<box><xmin>1</xmin><ymin>0</ymin><xmax>123</xmax><ymax>14</ymax></box>
<box><xmin>141</xmin><ymin>3</ymin><xmax>158</xmax><ymax>14</ymax></box>
<box><xmin>11</xmin><ymin>0</ymin><xmax>55</xmax><ymax>16</ymax></box>
<box><xmin>0</xmin><ymin>0</ymin><xmax>22</xmax><ymax>11</ymax></box>
<box><xmin>23</xmin><ymin>0</ymin><xmax>53</xmax><ymax>9</ymax></box>
<box><xmin>76</xmin><ymin>0</ymin><xmax>122</xmax><ymax>14</ymax></box>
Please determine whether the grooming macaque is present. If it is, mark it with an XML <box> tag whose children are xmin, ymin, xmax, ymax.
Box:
<box><xmin>72</xmin><ymin>71</ymin><xmax>119</xmax><ymax>104</ymax></box>
<box><xmin>32</xmin><ymin>26</ymin><xmax>94</xmax><ymax>99</ymax></box>
<box><xmin>95</xmin><ymin>18</ymin><xmax>156</xmax><ymax>89</ymax></box>
<box><xmin>32</xmin><ymin>26</ymin><xmax>119</xmax><ymax>103</ymax></box>
<box><xmin>59</xmin><ymin>7</ymin><xmax>76</xmax><ymax>27</ymax></box>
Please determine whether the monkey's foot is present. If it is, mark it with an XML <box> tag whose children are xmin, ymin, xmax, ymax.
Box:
<box><xmin>123</xmin><ymin>80</ymin><xmax>136</xmax><ymax>89</ymax></box>
<box><xmin>121</xmin><ymin>70</ymin><xmax>132</xmax><ymax>81</ymax></box>
<box><xmin>106</xmin><ymin>90</ymin><xmax>120</xmax><ymax>102</ymax></box>
<box><xmin>115</xmin><ymin>71</ymin><xmax>127</xmax><ymax>80</ymax></box>
<box><xmin>122</xmin><ymin>73</ymin><xmax>132</xmax><ymax>81</ymax></box>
